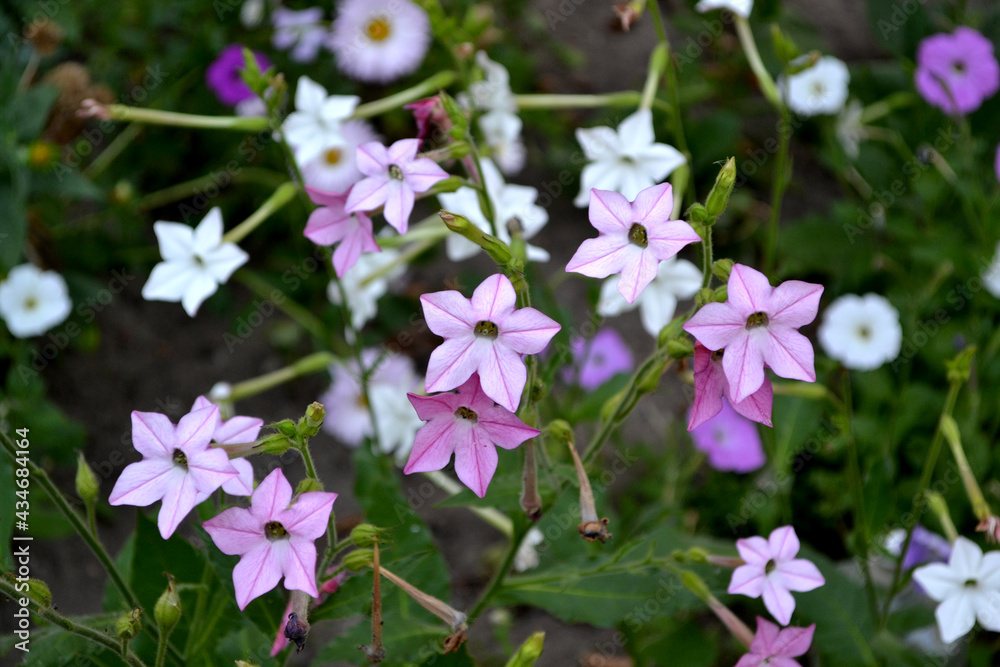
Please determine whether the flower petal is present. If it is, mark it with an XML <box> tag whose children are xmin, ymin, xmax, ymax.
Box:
<box><xmin>767</xmin><ymin>280</ymin><xmax>823</xmax><ymax>329</ymax></box>
<box><xmin>454</xmin><ymin>427</ymin><xmax>499</xmax><ymax>498</ymax></box>
<box><xmin>421</xmin><ymin>290</ymin><xmax>475</xmax><ymax>337</ymax></box>
<box><xmin>934</xmin><ymin>589</ymin><xmax>976</xmax><ymax>643</ymax></box>
<box><xmin>775</xmin><ymin>559</ymin><xmax>825</xmax><ymax>593</ymax></box>
<box><xmin>203</xmin><ymin>505</ymin><xmax>262</xmax><ymax>555</ymax></box>
<box><xmin>631</xmin><ymin>183</ymin><xmax>674</xmax><ymax>222</ymax></box>
<box><xmin>724</xmin><ymin>333</ymin><xmax>767</xmax><ymax>403</ymax></box>
<box><xmin>425</xmin><ymin>337</ymin><xmax>482</xmax><ymax>394</ymax></box>
<box><xmin>471</xmin><ymin>274</ymin><xmax>517</xmax><ymax>320</ymax></box>
<box><xmin>345</xmin><ymin>174</ymin><xmax>390</xmax><ymax>214</ymax></box>
<box><xmin>729</xmin><ymin>563</ymin><xmax>766</xmax><ymax>598</ymax></box>
<box><xmin>768</xmin><ymin>526</ymin><xmax>801</xmax><ymax>562</ymax></box>
<box><xmin>480</xmin><ymin>344</ymin><xmax>527</xmax><ymax>412</ymax></box>
<box><xmin>762</xmin><ymin>329</ymin><xmax>816</xmax><ymax>383</ymax></box>
<box><xmin>130</xmin><ymin>411</ymin><xmax>176</xmax><ymax>458</ymax></box>
<box><xmin>280</xmin><ymin>538</ymin><xmax>320</xmax><ymax>597</ymax></box>
<box><xmin>587</xmin><ymin>189</ymin><xmax>632</xmax><ymax>233</ymax></box>
<box><xmin>281</xmin><ymin>491</ymin><xmax>337</xmax><ymax>539</ymax></box>
<box><xmin>497</xmin><ymin>307</ymin><xmax>561</xmax><ymax>354</ymax></box>
<box><xmin>565</xmin><ymin>236</ymin><xmax>633</xmax><ymax>280</ymax></box>
<box><xmin>761</xmin><ymin>577</ymin><xmax>796</xmax><ymax>625</ymax></box>
<box><xmin>404</xmin><ymin>417</ymin><xmax>459</xmax><ymax>473</ymax></box>
<box><xmin>250</xmin><ymin>469</ymin><xmax>294</xmax><ymax>522</ymax></box>
<box><xmin>683</xmin><ymin>301</ymin><xmax>746</xmax><ymax>350</ymax></box>
<box><xmin>728</xmin><ymin>264</ymin><xmax>773</xmax><ymax>315</ymax></box>
<box><xmin>232</xmin><ymin>542</ymin><xmax>283</xmax><ymax>610</ymax></box>
<box><xmin>108</xmin><ymin>458</ymin><xmax>177</xmax><ymax>507</ymax></box>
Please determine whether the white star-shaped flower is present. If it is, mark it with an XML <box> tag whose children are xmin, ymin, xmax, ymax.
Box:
<box><xmin>141</xmin><ymin>208</ymin><xmax>249</xmax><ymax>317</ymax></box>
<box><xmin>817</xmin><ymin>293</ymin><xmax>901</xmax><ymax>371</ymax></box>
<box><xmin>469</xmin><ymin>51</ymin><xmax>517</xmax><ymax>113</ymax></box>
<box><xmin>479</xmin><ymin>110</ymin><xmax>527</xmax><ymax>175</ymax></box>
<box><xmin>0</xmin><ymin>264</ymin><xmax>72</xmax><ymax>338</ymax></box>
<box><xmin>282</xmin><ymin>76</ymin><xmax>360</xmax><ymax>164</ymax></box>
<box><xmin>439</xmin><ymin>158</ymin><xmax>548</xmax><ymax>263</ymax></box>
<box><xmin>781</xmin><ymin>55</ymin><xmax>851</xmax><ymax>117</ymax></box>
<box><xmin>326</xmin><ymin>246</ymin><xmax>405</xmax><ymax>330</ymax></box>
<box><xmin>574</xmin><ymin>109</ymin><xmax>686</xmax><ymax>207</ymax></box>
<box><xmin>913</xmin><ymin>536</ymin><xmax>1000</xmax><ymax>643</ymax></box>
<box><xmin>596</xmin><ymin>257</ymin><xmax>701</xmax><ymax>336</ymax></box>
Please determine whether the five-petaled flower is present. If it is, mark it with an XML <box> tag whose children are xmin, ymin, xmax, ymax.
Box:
<box><xmin>304</xmin><ymin>186</ymin><xmax>380</xmax><ymax>277</ymax></box>
<box><xmin>282</xmin><ymin>76</ymin><xmax>360</xmax><ymax>165</ymax></box>
<box><xmin>110</xmin><ymin>406</ymin><xmax>238</xmax><ymax>539</ymax></box>
<box><xmin>735</xmin><ymin>616</ymin><xmax>815</xmax><ymax>667</ymax></box>
<box><xmin>566</xmin><ymin>184</ymin><xmax>700</xmax><ymax>304</ymax></box>
<box><xmin>728</xmin><ymin>525</ymin><xmax>825</xmax><ymax>626</ymax></box>
<box><xmin>346</xmin><ymin>138</ymin><xmax>449</xmax><ymax>233</ymax></box>
<box><xmin>404</xmin><ymin>373</ymin><xmax>540</xmax><ymax>497</ymax></box>
<box><xmin>203</xmin><ymin>468</ymin><xmax>337</xmax><ymax>610</ymax></box>
<box><xmin>912</xmin><ymin>535</ymin><xmax>1000</xmax><ymax>643</ymax></box>
<box><xmin>683</xmin><ymin>263</ymin><xmax>822</xmax><ymax>404</ymax></box>
<box><xmin>140</xmin><ymin>207</ymin><xmax>249</xmax><ymax>317</ymax></box>
<box><xmin>421</xmin><ymin>273</ymin><xmax>561</xmax><ymax>412</ymax></box>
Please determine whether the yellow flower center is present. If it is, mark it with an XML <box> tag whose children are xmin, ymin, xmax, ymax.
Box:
<box><xmin>23</xmin><ymin>296</ymin><xmax>37</xmax><ymax>311</ymax></box>
<box><xmin>454</xmin><ymin>406</ymin><xmax>478</xmax><ymax>423</ymax></box>
<box><xmin>474</xmin><ymin>320</ymin><xmax>499</xmax><ymax>339</ymax></box>
<box><xmin>628</xmin><ymin>222</ymin><xmax>648</xmax><ymax>248</ymax></box>
<box><xmin>324</xmin><ymin>148</ymin><xmax>342</xmax><ymax>165</ymax></box>
<box><xmin>366</xmin><ymin>17</ymin><xmax>391</xmax><ymax>42</ymax></box>
<box><xmin>745</xmin><ymin>312</ymin><xmax>769</xmax><ymax>330</ymax></box>
<box><xmin>265</xmin><ymin>521</ymin><xmax>288</xmax><ymax>540</ymax></box>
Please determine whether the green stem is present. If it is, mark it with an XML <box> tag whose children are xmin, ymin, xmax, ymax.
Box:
<box><xmin>0</xmin><ymin>578</ymin><xmax>147</xmax><ymax>667</ymax></box>
<box><xmin>513</xmin><ymin>92</ymin><xmax>644</xmax><ymax>109</ymax></box>
<box><xmin>734</xmin><ymin>16</ymin><xmax>782</xmax><ymax>109</ymax></box>
<box><xmin>297</xmin><ymin>439</ymin><xmax>319</xmax><ymax>481</ymax></box>
<box><xmin>701</xmin><ymin>224</ymin><xmax>714</xmax><ymax>289</ymax></box>
<box><xmin>763</xmin><ymin>104</ymin><xmax>792</xmax><ymax>275</ymax></box>
<box><xmin>136</xmin><ymin>167</ymin><xmax>288</xmax><ymax>211</ymax></box>
<box><xmin>230</xmin><ymin>270</ymin><xmax>332</xmax><ymax>345</ymax></box>
<box><xmin>352</xmin><ymin>70</ymin><xmax>457</xmax><ymax>119</ymax></box>
<box><xmin>84</xmin><ymin>123</ymin><xmax>143</xmax><ymax>179</ymax></box>
<box><xmin>841</xmin><ymin>370</ymin><xmax>878</xmax><ymax>622</ymax></box>
<box><xmin>96</xmin><ymin>104</ymin><xmax>269</xmax><ymax>131</ymax></box>
<box><xmin>155</xmin><ymin>628</ymin><xmax>170</xmax><ymax>667</ymax></box>
<box><xmin>423</xmin><ymin>471</ymin><xmax>514</xmax><ymax>536</ymax></box>
<box><xmin>640</xmin><ymin>43</ymin><xmax>667</xmax><ymax>111</ymax></box>
<box><xmin>222</xmin><ymin>181</ymin><xmax>298</xmax><ymax>245</ymax></box>
<box><xmin>879</xmin><ymin>379</ymin><xmax>963</xmax><ymax>628</ymax></box>
<box><xmin>375</xmin><ymin>215</ymin><xmax>449</xmax><ymax>248</ymax></box>
<box><xmin>228</xmin><ymin>351</ymin><xmax>338</xmax><ymax>401</ymax></box>
<box><xmin>465</xmin><ymin>522</ymin><xmax>527</xmax><ymax>625</ymax></box>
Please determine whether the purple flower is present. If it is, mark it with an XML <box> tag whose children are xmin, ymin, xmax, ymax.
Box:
<box><xmin>566</xmin><ymin>184</ymin><xmax>700</xmax><ymax>304</ymax></box>
<box><xmin>884</xmin><ymin>525</ymin><xmax>951</xmax><ymax>572</ymax></box>
<box><xmin>562</xmin><ymin>328</ymin><xmax>634</xmax><ymax>390</ymax></box>
<box><xmin>271</xmin><ymin>7</ymin><xmax>327</xmax><ymax>64</ymax></box>
<box><xmin>203</xmin><ymin>468</ymin><xmax>337</xmax><ymax>610</ymax></box>
<box><xmin>729</xmin><ymin>526</ymin><xmax>825</xmax><ymax>626</ymax></box>
<box><xmin>346</xmin><ymin>138</ymin><xmax>449</xmax><ymax>233</ymax></box>
<box><xmin>689</xmin><ymin>399</ymin><xmax>766</xmax><ymax>473</ymax></box>
<box><xmin>304</xmin><ymin>186</ymin><xmax>379</xmax><ymax>277</ymax></box>
<box><xmin>329</xmin><ymin>0</ymin><xmax>431</xmax><ymax>83</ymax></box>
<box><xmin>206</xmin><ymin>44</ymin><xmax>271</xmax><ymax>107</ymax></box>
<box><xmin>915</xmin><ymin>27</ymin><xmax>999</xmax><ymax>115</ymax></box>
<box><xmin>109</xmin><ymin>407</ymin><xmax>238</xmax><ymax>538</ymax></box>
<box><xmin>689</xmin><ymin>342</ymin><xmax>773</xmax><ymax>431</ymax></box>
<box><xmin>683</xmin><ymin>264</ymin><xmax>822</xmax><ymax>404</ymax></box>
<box><xmin>421</xmin><ymin>273</ymin><xmax>561</xmax><ymax>412</ymax></box>
<box><xmin>404</xmin><ymin>374</ymin><xmax>540</xmax><ymax>497</ymax></box>
<box><xmin>735</xmin><ymin>617</ymin><xmax>815</xmax><ymax>667</ymax></box>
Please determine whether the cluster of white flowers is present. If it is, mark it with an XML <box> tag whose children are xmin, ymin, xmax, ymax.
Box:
<box><xmin>469</xmin><ymin>52</ymin><xmax>526</xmax><ymax>175</ymax></box>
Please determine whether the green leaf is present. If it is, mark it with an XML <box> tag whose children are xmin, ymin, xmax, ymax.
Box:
<box><xmin>7</xmin><ymin>85</ymin><xmax>59</xmax><ymax>142</ymax></box>
<box><xmin>0</xmin><ymin>613</ymin><xmax>124</xmax><ymax>666</ymax></box>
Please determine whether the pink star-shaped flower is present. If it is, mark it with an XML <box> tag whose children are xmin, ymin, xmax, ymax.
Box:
<box><xmin>566</xmin><ymin>184</ymin><xmax>700</xmax><ymax>304</ymax></box>
<box><xmin>688</xmin><ymin>342</ymin><xmax>773</xmax><ymax>431</ymax></box>
<box><xmin>191</xmin><ymin>395</ymin><xmax>263</xmax><ymax>497</ymax></box>
<box><xmin>345</xmin><ymin>138</ymin><xmax>449</xmax><ymax>233</ymax></box>
<box><xmin>735</xmin><ymin>616</ymin><xmax>815</xmax><ymax>667</ymax></box>
<box><xmin>405</xmin><ymin>373</ymin><xmax>541</xmax><ymax>497</ymax></box>
<box><xmin>303</xmin><ymin>186</ymin><xmax>379</xmax><ymax>277</ymax></box>
<box><xmin>109</xmin><ymin>407</ymin><xmax>238</xmax><ymax>539</ymax></box>
<box><xmin>421</xmin><ymin>273</ymin><xmax>561</xmax><ymax>412</ymax></box>
<box><xmin>202</xmin><ymin>468</ymin><xmax>337</xmax><ymax>610</ymax></box>
<box><xmin>728</xmin><ymin>526</ymin><xmax>825</xmax><ymax>626</ymax></box>
<box><xmin>683</xmin><ymin>264</ymin><xmax>822</xmax><ymax>403</ymax></box>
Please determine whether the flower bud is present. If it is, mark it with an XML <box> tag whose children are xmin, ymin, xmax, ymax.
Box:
<box><xmin>694</xmin><ymin>287</ymin><xmax>714</xmax><ymax>307</ymax></box>
<box><xmin>711</xmin><ymin>259</ymin><xmax>734</xmax><ymax>283</ymax></box>
<box><xmin>600</xmin><ymin>387</ymin><xmax>627</xmax><ymax>423</ymax></box>
<box><xmin>686</xmin><ymin>203</ymin><xmax>708</xmax><ymax>225</ymax></box>
<box><xmin>298</xmin><ymin>402</ymin><xmax>326</xmax><ymax>438</ymax></box>
<box><xmin>295</xmin><ymin>477</ymin><xmax>324</xmax><ymax>495</ymax></box>
<box><xmin>438</xmin><ymin>91</ymin><xmax>468</xmax><ymax>134</ymax></box>
<box><xmin>342</xmin><ymin>548</ymin><xmax>375</xmax><ymax>571</ymax></box>
<box><xmin>945</xmin><ymin>346</ymin><xmax>976</xmax><ymax>384</ymax></box>
<box><xmin>75</xmin><ymin>451</ymin><xmax>99</xmax><ymax>504</ymax></box>
<box><xmin>154</xmin><ymin>574</ymin><xmax>181</xmax><ymax>631</ymax></box>
<box><xmin>705</xmin><ymin>157</ymin><xmax>736</xmax><ymax>218</ymax></box>
<box><xmin>350</xmin><ymin>523</ymin><xmax>388</xmax><ymax>548</ymax></box>
<box><xmin>771</xmin><ymin>25</ymin><xmax>801</xmax><ymax>66</ymax></box>
<box><xmin>712</xmin><ymin>286</ymin><xmax>728</xmax><ymax>303</ymax></box>
<box><xmin>680</xmin><ymin>570</ymin><xmax>712</xmax><ymax>602</ymax></box>
<box><xmin>439</xmin><ymin>210</ymin><xmax>513</xmax><ymax>266</ymax></box>
<box><xmin>26</xmin><ymin>579</ymin><xmax>51</xmax><ymax>607</ymax></box>
<box><xmin>274</xmin><ymin>419</ymin><xmax>298</xmax><ymax>438</ymax></box>
<box><xmin>506</xmin><ymin>631</ymin><xmax>545</xmax><ymax>666</ymax></box>
<box><xmin>255</xmin><ymin>432</ymin><xmax>294</xmax><ymax>456</ymax></box>
<box><xmin>656</xmin><ymin>314</ymin><xmax>690</xmax><ymax>349</ymax></box>
<box><xmin>666</xmin><ymin>337</ymin><xmax>694</xmax><ymax>360</ymax></box>
<box><xmin>116</xmin><ymin>608</ymin><xmax>142</xmax><ymax>642</ymax></box>
<box><xmin>547</xmin><ymin>420</ymin><xmax>573</xmax><ymax>444</ymax></box>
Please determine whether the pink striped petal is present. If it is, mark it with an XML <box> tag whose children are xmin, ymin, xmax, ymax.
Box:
<box><xmin>454</xmin><ymin>427</ymin><xmax>499</xmax><ymax>498</ymax></box>
<box><xmin>479</xmin><ymin>345</ymin><xmax>527</xmax><ymax>412</ymax></box>
<box><xmin>471</xmin><ymin>274</ymin><xmax>517</xmax><ymax>320</ymax></box>
<box><xmin>587</xmin><ymin>189</ymin><xmax>632</xmax><ymax>233</ymax></box>
<box><xmin>565</xmin><ymin>235</ymin><xmax>633</xmax><ymax>279</ymax></box>
<box><xmin>763</xmin><ymin>329</ymin><xmax>816</xmax><ymax>383</ymax></box>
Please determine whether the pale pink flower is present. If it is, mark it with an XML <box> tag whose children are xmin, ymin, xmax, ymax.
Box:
<box><xmin>304</xmin><ymin>186</ymin><xmax>379</xmax><ymax>277</ymax></box>
<box><xmin>109</xmin><ymin>407</ymin><xmax>238</xmax><ymax>539</ymax></box>
<box><xmin>271</xmin><ymin>7</ymin><xmax>327</xmax><ymax>64</ymax></box>
<box><xmin>346</xmin><ymin>139</ymin><xmax>449</xmax><ymax>233</ymax></box>
<box><xmin>566</xmin><ymin>184</ymin><xmax>700</xmax><ymax>304</ymax></box>
<box><xmin>328</xmin><ymin>0</ymin><xmax>431</xmax><ymax>83</ymax></box>
<box><xmin>203</xmin><ymin>468</ymin><xmax>337</xmax><ymax>610</ymax></box>
<box><xmin>191</xmin><ymin>395</ymin><xmax>262</xmax><ymax>497</ymax></box>
<box><xmin>421</xmin><ymin>273</ymin><xmax>561</xmax><ymax>412</ymax></box>
<box><xmin>683</xmin><ymin>264</ymin><xmax>822</xmax><ymax>404</ymax></box>
<box><xmin>405</xmin><ymin>374</ymin><xmax>540</xmax><ymax>497</ymax></box>
<box><xmin>729</xmin><ymin>526</ymin><xmax>825</xmax><ymax>626</ymax></box>
<box><xmin>735</xmin><ymin>616</ymin><xmax>815</xmax><ymax>667</ymax></box>
<box><xmin>688</xmin><ymin>342</ymin><xmax>773</xmax><ymax>431</ymax></box>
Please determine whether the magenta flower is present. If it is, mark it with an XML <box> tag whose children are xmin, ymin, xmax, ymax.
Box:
<box><xmin>688</xmin><ymin>342</ymin><xmax>773</xmax><ymax>431</ymax></box>
<box><xmin>735</xmin><ymin>617</ymin><xmax>815</xmax><ymax>667</ymax></box>
<box><xmin>562</xmin><ymin>327</ymin><xmax>634</xmax><ymax>390</ymax></box>
<box><xmin>205</xmin><ymin>44</ymin><xmax>271</xmax><ymax>107</ymax></box>
<box><xmin>689</xmin><ymin>399</ymin><xmax>766</xmax><ymax>474</ymax></box>
<box><xmin>109</xmin><ymin>407</ymin><xmax>238</xmax><ymax>539</ymax></box>
<box><xmin>405</xmin><ymin>96</ymin><xmax>451</xmax><ymax>149</ymax></box>
<box><xmin>728</xmin><ymin>526</ymin><xmax>825</xmax><ymax>626</ymax></box>
<box><xmin>304</xmin><ymin>186</ymin><xmax>379</xmax><ymax>277</ymax></box>
<box><xmin>683</xmin><ymin>264</ymin><xmax>822</xmax><ymax>404</ymax></box>
<box><xmin>345</xmin><ymin>138</ymin><xmax>449</xmax><ymax>234</ymax></box>
<box><xmin>404</xmin><ymin>374</ymin><xmax>540</xmax><ymax>497</ymax></box>
<box><xmin>915</xmin><ymin>27</ymin><xmax>999</xmax><ymax>115</ymax></box>
<box><xmin>421</xmin><ymin>273</ymin><xmax>561</xmax><ymax>412</ymax></box>
<box><xmin>566</xmin><ymin>185</ymin><xmax>700</xmax><ymax>304</ymax></box>
<box><xmin>191</xmin><ymin>395</ymin><xmax>262</xmax><ymax>496</ymax></box>
<box><xmin>202</xmin><ymin>468</ymin><xmax>337</xmax><ymax>610</ymax></box>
